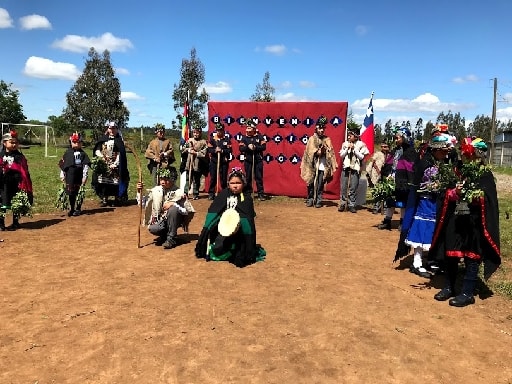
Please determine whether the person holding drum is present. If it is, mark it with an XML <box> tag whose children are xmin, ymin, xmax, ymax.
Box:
<box><xmin>195</xmin><ymin>167</ymin><xmax>266</xmax><ymax>267</ymax></box>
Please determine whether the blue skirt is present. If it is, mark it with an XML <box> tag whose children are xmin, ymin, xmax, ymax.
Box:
<box><xmin>404</xmin><ymin>196</ymin><xmax>437</xmax><ymax>251</ymax></box>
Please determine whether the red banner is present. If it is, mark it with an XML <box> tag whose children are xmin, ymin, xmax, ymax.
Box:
<box><xmin>207</xmin><ymin>102</ymin><xmax>348</xmax><ymax>199</ymax></box>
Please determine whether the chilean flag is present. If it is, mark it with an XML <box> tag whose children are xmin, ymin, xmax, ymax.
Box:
<box><xmin>360</xmin><ymin>92</ymin><xmax>374</xmax><ymax>155</ymax></box>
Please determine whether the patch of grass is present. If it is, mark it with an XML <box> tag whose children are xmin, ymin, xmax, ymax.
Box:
<box><xmin>493</xmin><ymin>166</ymin><xmax>512</xmax><ymax>176</ymax></box>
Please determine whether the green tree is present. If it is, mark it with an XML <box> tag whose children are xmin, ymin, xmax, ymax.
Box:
<box><xmin>468</xmin><ymin>114</ymin><xmax>492</xmax><ymax>142</ymax></box>
<box><xmin>374</xmin><ymin>123</ymin><xmax>383</xmax><ymax>144</ymax></box>
<box><xmin>346</xmin><ymin>109</ymin><xmax>361</xmax><ymax>132</ymax></box>
<box><xmin>172</xmin><ymin>47</ymin><xmax>209</xmax><ymax>131</ymax></box>
<box><xmin>47</xmin><ymin>115</ymin><xmax>72</xmax><ymax>136</ymax></box>
<box><xmin>414</xmin><ymin>118</ymin><xmax>424</xmax><ymax>141</ymax></box>
<box><xmin>250</xmin><ymin>71</ymin><xmax>275</xmax><ymax>102</ymax></box>
<box><xmin>436</xmin><ymin>111</ymin><xmax>466</xmax><ymax>143</ymax></box>
<box><xmin>0</xmin><ymin>80</ymin><xmax>26</xmax><ymax>124</ymax></box>
<box><xmin>63</xmin><ymin>48</ymin><xmax>129</xmax><ymax>140</ymax></box>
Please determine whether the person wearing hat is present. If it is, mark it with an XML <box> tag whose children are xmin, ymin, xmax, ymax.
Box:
<box><xmin>393</xmin><ymin>134</ymin><xmax>452</xmax><ymax>278</ymax></box>
<box><xmin>430</xmin><ymin>137</ymin><xmax>500</xmax><ymax>307</ymax></box>
<box><xmin>0</xmin><ymin>130</ymin><xmax>33</xmax><ymax>231</ymax></box>
<box><xmin>142</xmin><ymin>167</ymin><xmax>195</xmax><ymax>249</ymax></box>
<box><xmin>338</xmin><ymin>127</ymin><xmax>369</xmax><ymax>213</ymax></box>
<box><xmin>207</xmin><ymin>122</ymin><xmax>232</xmax><ymax>200</ymax></box>
<box><xmin>182</xmin><ymin>127</ymin><xmax>208</xmax><ymax>200</ymax></box>
<box><xmin>91</xmin><ymin>121</ymin><xmax>130</xmax><ymax>207</ymax></box>
<box><xmin>377</xmin><ymin>126</ymin><xmax>417</xmax><ymax>230</ymax></box>
<box><xmin>58</xmin><ymin>132</ymin><xmax>91</xmax><ymax>216</ymax></box>
<box><xmin>300</xmin><ymin>116</ymin><xmax>338</xmax><ymax>208</ymax></box>
<box><xmin>145</xmin><ymin>125</ymin><xmax>175</xmax><ymax>187</ymax></box>
<box><xmin>239</xmin><ymin>118</ymin><xmax>267</xmax><ymax>201</ymax></box>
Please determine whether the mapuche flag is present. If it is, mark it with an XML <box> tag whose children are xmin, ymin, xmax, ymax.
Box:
<box><xmin>360</xmin><ymin>93</ymin><xmax>375</xmax><ymax>155</ymax></box>
<box><xmin>180</xmin><ymin>100</ymin><xmax>190</xmax><ymax>146</ymax></box>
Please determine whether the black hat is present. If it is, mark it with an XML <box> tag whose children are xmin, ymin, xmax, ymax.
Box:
<box><xmin>215</xmin><ymin>122</ymin><xmax>225</xmax><ymax>130</ymax></box>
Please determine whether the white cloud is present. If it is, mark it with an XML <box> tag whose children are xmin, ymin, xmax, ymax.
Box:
<box><xmin>452</xmin><ymin>74</ymin><xmax>479</xmax><ymax>84</ymax></box>
<box><xmin>275</xmin><ymin>92</ymin><xmax>309</xmax><ymax>101</ymax></box>
<box><xmin>115</xmin><ymin>67</ymin><xmax>130</xmax><ymax>75</ymax></box>
<box><xmin>121</xmin><ymin>91</ymin><xmax>143</xmax><ymax>100</ymax></box>
<box><xmin>52</xmin><ymin>32</ymin><xmax>133</xmax><ymax>53</ymax></box>
<box><xmin>299</xmin><ymin>80</ymin><xmax>315</xmax><ymax>88</ymax></box>
<box><xmin>264</xmin><ymin>44</ymin><xmax>286</xmax><ymax>55</ymax></box>
<box><xmin>355</xmin><ymin>25</ymin><xmax>368</xmax><ymax>36</ymax></box>
<box><xmin>0</xmin><ymin>8</ymin><xmax>14</xmax><ymax>28</ymax></box>
<box><xmin>497</xmin><ymin>106</ymin><xmax>512</xmax><ymax>122</ymax></box>
<box><xmin>279</xmin><ymin>81</ymin><xmax>292</xmax><ymax>89</ymax></box>
<box><xmin>19</xmin><ymin>14</ymin><xmax>52</xmax><ymax>30</ymax></box>
<box><xmin>203</xmin><ymin>81</ymin><xmax>232</xmax><ymax>94</ymax></box>
<box><xmin>23</xmin><ymin>56</ymin><xmax>81</xmax><ymax>80</ymax></box>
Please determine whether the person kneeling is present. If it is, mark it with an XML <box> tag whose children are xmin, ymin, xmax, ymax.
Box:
<box><xmin>142</xmin><ymin>167</ymin><xmax>194</xmax><ymax>249</ymax></box>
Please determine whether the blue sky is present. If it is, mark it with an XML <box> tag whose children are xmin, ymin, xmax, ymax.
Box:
<box><xmin>1</xmin><ymin>0</ymin><xmax>512</xmax><ymax>129</ymax></box>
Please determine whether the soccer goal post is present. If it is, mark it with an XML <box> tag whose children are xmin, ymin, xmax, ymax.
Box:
<box><xmin>1</xmin><ymin>123</ymin><xmax>57</xmax><ymax>157</ymax></box>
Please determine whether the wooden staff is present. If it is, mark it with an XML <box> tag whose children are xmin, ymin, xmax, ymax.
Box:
<box><xmin>251</xmin><ymin>152</ymin><xmax>256</xmax><ymax>199</ymax></box>
<box><xmin>216</xmin><ymin>151</ymin><xmax>221</xmax><ymax>194</ymax></box>
<box><xmin>187</xmin><ymin>152</ymin><xmax>194</xmax><ymax>196</ymax></box>
<box><xmin>313</xmin><ymin>157</ymin><xmax>319</xmax><ymax>204</ymax></box>
<box><xmin>125</xmin><ymin>142</ymin><xmax>143</xmax><ymax>248</ymax></box>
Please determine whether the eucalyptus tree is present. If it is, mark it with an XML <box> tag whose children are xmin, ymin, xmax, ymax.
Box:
<box><xmin>0</xmin><ymin>80</ymin><xmax>26</xmax><ymax>124</ymax></box>
<box><xmin>251</xmin><ymin>71</ymin><xmax>275</xmax><ymax>102</ymax></box>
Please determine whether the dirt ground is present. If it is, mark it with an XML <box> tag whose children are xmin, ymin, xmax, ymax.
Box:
<box><xmin>1</xmin><ymin>188</ymin><xmax>512</xmax><ymax>384</ymax></box>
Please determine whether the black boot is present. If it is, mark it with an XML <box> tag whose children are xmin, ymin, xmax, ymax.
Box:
<box><xmin>7</xmin><ymin>215</ymin><xmax>21</xmax><ymax>231</ymax></box>
<box><xmin>378</xmin><ymin>218</ymin><xmax>392</xmax><ymax>230</ymax></box>
<box><xmin>0</xmin><ymin>216</ymin><xmax>5</xmax><ymax>231</ymax></box>
<box><xmin>449</xmin><ymin>260</ymin><xmax>478</xmax><ymax>307</ymax></box>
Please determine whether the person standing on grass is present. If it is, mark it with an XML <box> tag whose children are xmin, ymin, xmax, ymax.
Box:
<box><xmin>0</xmin><ymin>130</ymin><xmax>33</xmax><ymax>231</ymax></box>
<box><xmin>91</xmin><ymin>121</ymin><xmax>130</xmax><ymax>207</ymax></box>
<box><xmin>182</xmin><ymin>127</ymin><xmax>209</xmax><ymax>200</ymax></box>
<box><xmin>58</xmin><ymin>132</ymin><xmax>91</xmax><ymax>217</ymax></box>
<box><xmin>144</xmin><ymin>125</ymin><xmax>175</xmax><ymax>187</ymax></box>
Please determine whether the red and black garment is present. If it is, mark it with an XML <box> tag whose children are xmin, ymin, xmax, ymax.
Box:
<box><xmin>0</xmin><ymin>148</ymin><xmax>33</xmax><ymax>207</ymax></box>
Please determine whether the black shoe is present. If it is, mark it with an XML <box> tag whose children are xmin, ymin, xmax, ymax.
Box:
<box><xmin>68</xmin><ymin>210</ymin><xmax>74</xmax><ymax>217</ymax></box>
<box><xmin>349</xmin><ymin>206</ymin><xmax>357</xmax><ymax>213</ymax></box>
<box><xmin>193</xmin><ymin>195</ymin><xmax>199</xmax><ymax>200</ymax></box>
<box><xmin>6</xmin><ymin>222</ymin><xmax>21</xmax><ymax>231</ymax></box>
<box><xmin>377</xmin><ymin>220</ymin><xmax>391</xmax><ymax>230</ymax></box>
<box><xmin>162</xmin><ymin>239</ymin><xmax>177</xmax><ymax>249</ymax></box>
<box><xmin>338</xmin><ymin>204</ymin><xmax>346</xmax><ymax>212</ymax></box>
<box><xmin>449</xmin><ymin>294</ymin><xmax>475</xmax><ymax>307</ymax></box>
<box><xmin>434</xmin><ymin>288</ymin><xmax>454</xmax><ymax>301</ymax></box>
<box><xmin>306</xmin><ymin>199</ymin><xmax>314</xmax><ymax>207</ymax></box>
<box><xmin>100</xmin><ymin>199</ymin><xmax>108</xmax><ymax>207</ymax></box>
<box><xmin>72</xmin><ymin>210</ymin><xmax>81</xmax><ymax>216</ymax></box>
<box><xmin>314</xmin><ymin>202</ymin><xmax>322</xmax><ymax>208</ymax></box>
<box><xmin>409</xmin><ymin>266</ymin><xmax>431</xmax><ymax>279</ymax></box>
<box><xmin>208</xmin><ymin>194</ymin><xmax>215</xmax><ymax>201</ymax></box>
<box><xmin>258</xmin><ymin>194</ymin><xmax>266</xmax><ymax>202</ymax></box>
<box><xmin>154</xmin><ymin>237</ymin><xmax>166</xmax><ymax>246</ymax></box>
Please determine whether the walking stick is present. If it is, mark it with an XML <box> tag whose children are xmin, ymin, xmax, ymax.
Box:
<box><xmin>313</xmin><ymin>157</ymin><xmax>319</xmax><ymax>204</ymax></box>
<box><xmin>216</xmin><ymin>151</ymin><xmax>221</xmax><ymax>194</ymax></box>
<box><xmin>251</xmin><ymin>152</ymin><xmax>256</xmax><ymax>199</ymax></box>
<box><xmin>187</xmin><ymin>153</ymin><xmax>194</xmax><ymax>196</ymax></box>
<box><xmin>125</xmin><ymin>143</ymin><xmax>143</xmax><ymax>248</ymax></box>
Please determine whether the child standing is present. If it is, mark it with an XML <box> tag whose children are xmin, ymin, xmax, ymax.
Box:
<box><xmin>59</xmin><ymin>132</ymin><xmax>91</xmax><ymax>216</ymax></box>
<box><xmin>0</xmin><ymin>130</ymin><xmax>33</xmax><ymax>231</ymax></box>
<box><xmin>195</xmin><ymin>167</ymin><xmax>265</xmax><ymax>267</ymax></box>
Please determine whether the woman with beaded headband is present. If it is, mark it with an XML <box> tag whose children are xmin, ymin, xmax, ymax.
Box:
<box><xmin>58</xmin><ymin>132</ymin><xmax>91</xmax><ymax>216</ymax></box>
<box><xmin>0</xmin><ymin>130</ymin><xmax>33</xmax><ymax>231</ymax></box>
<box><xmin>195</xmin><ymin>167</ymin><xmax>266</xmax><ymax>267</ymax></box>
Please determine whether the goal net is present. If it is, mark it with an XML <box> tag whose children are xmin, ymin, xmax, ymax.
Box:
<box><xmin>1</xmin><ymin>123</ymin><xmax>57</xmax><ymax>157</ymax></box>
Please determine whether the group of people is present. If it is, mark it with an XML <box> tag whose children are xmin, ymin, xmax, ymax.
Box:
<box><xmin>369</xmin><ymin>125</ymin><xmax>501</xmax><ymax>307</ymax></box>
<box><xmin>300</xmin><ymin>116</ymin><xmax>369</xmax><ymax>212</ymax></box>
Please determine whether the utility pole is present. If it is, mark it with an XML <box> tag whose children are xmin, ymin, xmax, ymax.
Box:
<box><xmin>490</xmin><ymin>77</ymin><xmax>497</xmax><ymax>164</ymax></box>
